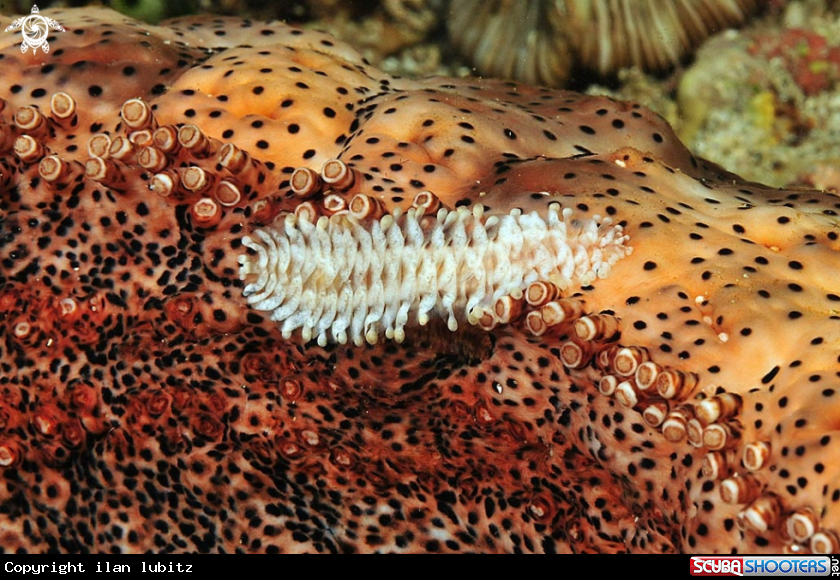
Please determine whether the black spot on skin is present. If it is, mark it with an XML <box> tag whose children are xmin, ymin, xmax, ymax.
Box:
<box><xmin>761</xmin><ymin>366</ymin><xmax>780</xmax><ymax>384</ymax></box>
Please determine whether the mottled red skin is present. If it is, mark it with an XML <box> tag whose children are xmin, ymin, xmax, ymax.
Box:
<box><xmin>0</xmin><ymin>9</ymin><xmax>839</xmax><ymax>554</ymax></box>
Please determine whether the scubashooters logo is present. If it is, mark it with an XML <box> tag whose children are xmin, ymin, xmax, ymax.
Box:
<box><xmin>5</xmin><ymin>5</ymin><xmax>64</xmax><ymax>54</ymax></box>
<box><xmin>691</xmin><ymin>556</ymin><xmax>838</xmax><ymax>577</ymax></box>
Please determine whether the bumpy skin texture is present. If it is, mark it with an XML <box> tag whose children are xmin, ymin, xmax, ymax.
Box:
<box><xmin>0</xmin><ymin>8</ymin><xmax>839</xmax><ymax>554</ymax></box>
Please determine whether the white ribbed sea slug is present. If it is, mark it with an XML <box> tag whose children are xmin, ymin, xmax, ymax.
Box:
<box><xmin>238</xmin><ymin>203</ymin><xmax>631</xmax><ymax>346</ymax></box>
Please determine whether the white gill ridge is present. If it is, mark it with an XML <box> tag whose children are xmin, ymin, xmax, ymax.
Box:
<box><xmin>238</xmin><ymin>202</ymin><xmax>632</xmax><ymax>346</ymax></box>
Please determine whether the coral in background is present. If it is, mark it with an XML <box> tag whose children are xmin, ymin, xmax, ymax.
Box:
<box><xmin>0</xmin><ymin>8</ymin><xmax>839</xmax><ymax>554</ymax></box>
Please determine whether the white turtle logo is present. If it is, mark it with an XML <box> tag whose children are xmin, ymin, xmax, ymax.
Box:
<box><xmin>5</xmin><ymin>5</ymin><xmax>64</xmax><ymax>55</ymax></box>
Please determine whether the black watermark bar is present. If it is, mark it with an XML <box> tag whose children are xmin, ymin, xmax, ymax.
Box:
<box><xmin>1</xmin><ymin>557</ymin><xmax>230</xmax><ymax>575</ymax></box>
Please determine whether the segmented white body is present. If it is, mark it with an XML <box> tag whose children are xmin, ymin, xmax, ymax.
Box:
<box><xmin>239</xmin><ymin>203</ymin><xmax>631</xmax><ymax>346</ymax></box>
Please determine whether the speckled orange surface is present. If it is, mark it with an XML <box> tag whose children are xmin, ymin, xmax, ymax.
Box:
<box><xmin>0</xmin><ymin>8</ymin><xmax>839</xmax><ymax>553</ymax></box>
